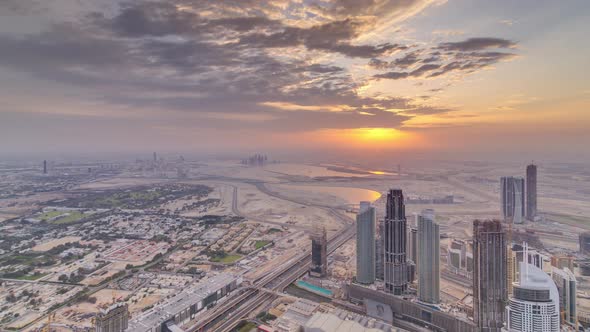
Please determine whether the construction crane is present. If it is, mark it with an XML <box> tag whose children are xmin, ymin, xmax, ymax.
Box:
<box><xmin>42</xmin><ymin>313</ymin><xmax>55</xmax><ymax>332</ymax></box>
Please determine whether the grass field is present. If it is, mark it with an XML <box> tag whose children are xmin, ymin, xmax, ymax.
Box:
<box><xmin>16</xmin><ymin>273</ymin><xmax>48</xmax><ymax>281</ymax></box>
<box><xmin>237</xmin><ymin>322</ymin><xmax>256</xmax><ymax>332</ymax></box>
<box><xmin>210</xmin><ymin>254</ymin><xmax>242</xmax><ymax>264</ymax></box>
<box><xmin>38</xmin><ymin>210</ymin><xmax>87</xmax><ymax>224</ymax></box>
<box><xmin>255</xmin><ymin>240</ymin><xmax>270</xmax><ymax>250</ymax></box>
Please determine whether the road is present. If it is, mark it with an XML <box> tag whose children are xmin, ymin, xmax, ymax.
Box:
<box><xmin>185</xmin><ymin>181</ymin><xmax>355</xmax><ymax>332</ymax></box>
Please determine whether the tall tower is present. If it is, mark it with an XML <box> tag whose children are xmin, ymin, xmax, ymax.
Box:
<box><xmin>501</xmin><ymin>177</ymin><xmax>525</xmax><ymax>224</ymax></box>
<box><xmin>526</xmin><ymin>164</ymin><xmax>537</xmax><ymax>221</ymax></box>
<box><xmin>375</xmin><ymin>219</ymin><xmax>384</xmax><ymax>281</ymax></box>
<box><xmin>356</xmin><ymin>202</ymin><xmax>376</xmax><ymax>284</ymax></box>
<box><xmin>473</xmin><ymin>219</ymin><xmax>507</xmax><ymax>332</ymax></box>
<box><xmin>310</xmin><ymin>226</ymin><xmax>328</xmax><ymax>278</ymax></box>
<box><xmin>418</xmin><ymin>211</ymin><xmax>440</xmax><ymax>304</ymax></box>
<box><xmin>551</xmin><ymin>266</ymin><xmax>577</xmax><ymax>328</ymax></box>
<box><xmin>153</xmin><ymin>152</ymin><xmax>157</xmax><ymax>162</ymax></box>
<box><xmin>383</xmin><ymin>189</ymin><xmax>408</xmax><ymax>295</ymax></box>
<box><xmin>43</xmin><ymin>160</ymin><xmax>47</xmax><ymax>174</ymax></box>
<box><xmin>506</xmin><ymin>258</ymin><xmax>560</xmax><ymax>332</ymax></box>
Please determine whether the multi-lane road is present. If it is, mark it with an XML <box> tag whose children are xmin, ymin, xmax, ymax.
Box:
<box><xmin>184</xmin><ymin>179</ymin><xmax>355</xmax><ymax>332</ymax></box>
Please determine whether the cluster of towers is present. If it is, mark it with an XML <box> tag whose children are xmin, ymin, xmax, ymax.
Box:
<box><xmin>241</xmin><ymin>154</ymin><xmax>268</xmax><ymax>167</ymax></box>
<box><xmin>355</xmin><ymin>189</ymin><xmax>440</xmax><ymax>303</ymax></box>
<box><xmin>501</xmin><ymin>163</ymin><xmax>537</xmax><ymax>224</ymax></box>
<box><xmin>352</xmin><ymin>185</ymin><xmax>569</xmax><ymax>331</ymax></box>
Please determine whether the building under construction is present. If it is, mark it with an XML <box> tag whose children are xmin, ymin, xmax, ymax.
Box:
<box><xmin>95</xmin><ymin>302</ymin><xmax>129</xmax><ymax>332</ymax></box>
<box><xmin>310</xmin><ymin>226</ymin><xmax>328</xmax><ymax>278</ymax></box>
<box><xmin>472</xmin><ymin>219</ymin><xmax>507</xmax><ymax>332</ymax></box>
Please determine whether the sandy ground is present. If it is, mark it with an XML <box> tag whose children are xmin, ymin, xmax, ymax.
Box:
<box><xmin>53</xmin><ymin>288</ymin><xmax>132</xmax><ymax>327</ymax></box>
<box><xmin>32</xmin><ymin>236</ymin><xmax>82</xmax><ymax>252</ymax></box>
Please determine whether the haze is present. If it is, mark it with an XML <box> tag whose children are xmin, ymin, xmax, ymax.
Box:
<box><xmin>0</xmin><ymin>0</ymin><xmax>589</xmax><ymax>162</ymax></box>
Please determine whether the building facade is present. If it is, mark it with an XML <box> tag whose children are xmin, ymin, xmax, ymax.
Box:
<box><xmin>551</xmin><ymin>266</ymin><xmax>577</xmax><ymax>327</ymax></box>
<box><xmin>310</xmin><ymin>227</ymin><xmax>328</xmax><ymax>278</ymax></box>
<box><xmin>417</xmin><ymin>212</ymin><xmax>440</xmax><ymax>304</ymax></box>
<box><xmin>526</xmin><ymin>164</ymin><xmax>537</xmax><ymax>220</ymax></box>
<box><xmin>473</xmin><ymin>219</ymin><xmax>507</xmax><ymax>331</ymax></box>
<box><xmin>501</xmin><ymin>177</ymin><xmax>525</xmax><ymax>224</ymax></box>
<box><xmin>383</xmin><ymin>189</ymin><xmax>408</xmax><ymax>295</ymax></box>
<box><xmin>579</xmin><ymin>232</ymin><xmax>590</xmax><ymax>255</ymax></box>
<box><xmin>95</xmin><ymin>302</ymin><xmax>129</xmax><ymax>332</ymax></box>
<box><xmin>506</xmin><ymin>261</ymin><xmax>560</xmax><ymax>332</ymax></box>
<box><xmin>356</xmin><ymin>201</ymin><xmax>376</xmax><ymax>284</ymax></box>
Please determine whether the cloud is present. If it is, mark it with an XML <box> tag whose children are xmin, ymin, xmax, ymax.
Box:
<box><xmin>438</xmin><ymin>37</ymin><xmax>516</xmax><ymax>51</ymax></box>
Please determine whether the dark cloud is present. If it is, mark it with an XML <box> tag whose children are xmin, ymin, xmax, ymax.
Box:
<box><xmin>438</xmin><ymin>37</ymin><xmax>516</xmax><ymax>51</ymax></box>
<box><xmin>373</xmin><ymin>37</ymin><xmax>517</xmax><ymax>80</ymax></box>
<box><xmin>0</xmin><ymin>0</ymin><xmax>515</xmax><ymax>135</ymax></box>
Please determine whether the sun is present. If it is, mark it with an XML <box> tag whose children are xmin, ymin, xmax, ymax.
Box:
<box><xmin>350</xmin><ymin>128</ymin><xmax>408</xmax><ymax>145</ymax></box>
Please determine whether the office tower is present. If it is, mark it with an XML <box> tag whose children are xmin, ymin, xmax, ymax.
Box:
<box><xmin>506</xmin><ymin>258</ymin><xmax>560</xmax><ymax>332</ymax></box>
<box><xmin>153</xmin><ymin>152</ymin><xmax>157</xmax><ymax>162</ymax></box>
<box><xmin>375</xmin><ymin>219</ymin><xmax>384</xmax><ymax>280</ymax></box>
<box><xmin>473</xmin><ymin>219</ymin><xmax>507</xmax><ymax>331</ymax></box>
<box><xmin>579</xmin><ymin>232</ymin><xmax>590</xmax><ymax>255</ymax></box>
<box><xmin>551</xmin><ymin>267</ymin><xmax>577</xmax><ymax>327</ymax></box>
<box><xmin>95</xmin><ymin>302</ymin><xmax>129</xmax><ymax>332</ymax></box>
<box><xmin>356</xmin><ymin>202</ymin><xmax>376</xmax><ymax>284</ymax></box>
<box><xmin>501</xmin><ymin>177</ymin><xmax>525</xmax><ymax>224</ymax></box>
<box><xmin>310</xmin><ymin>227</ymin><xmax>328</xmax><ymax>278</ymax></box>
<box><xmin>417</xmin><ymin>212</ymin><xmax>440</xmax><ymax>304</ymax></box>
<box><xmin>407</xmin><ymin>227</ymin><xmax>418</xmax><ymax>267</ymax></box>
<box><xmin>383</xmin><ymin>189</ymin><xmax>408</xmax><ymax>295</ymax></box>
<box><xmin>43</xmin><ymin>160</ymin><xmax>47</xmax><ymax>174</ymax></box>
<box><xmin>526</xmin><ymin>164</ymin><xmax>537</xmax><ymax>220</ymax></box>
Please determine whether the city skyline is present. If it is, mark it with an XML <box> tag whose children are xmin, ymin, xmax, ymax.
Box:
<box><xmin>0</xmin><ymin>0</ymin><xmax>589</xmax><ymax>161</ymax></box>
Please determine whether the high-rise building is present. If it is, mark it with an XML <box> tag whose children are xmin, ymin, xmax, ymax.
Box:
<box><xmin>310</xmin><ymin>227</ymin><xmax>328</xmax><ymax>278</ymax></box>
<box><xmin>417</xmin><ymin>212</ymin><xmax>440</xmax><ymax>304</ymax></box>
<box><xmin>526</xmin><ymin>164</ymin><xmax>537</xmax><ymax>220</ymax></box>
<box><xmin>43</xmin><ymin>160</ymin><xmax>47</xmax><ymax>174</ymax></box>
<box><xmin>356</xmin><ymin>202</ymin><xmax>376</xmax><ymax>285</ymax></box>
<box><xmin>473</xmin><ymin>219</ymin><xmax>507</xmax><ymax>331</ymax></box>
<box><xmin>407</xmin><ymin>227</ymin><xmax>418</xmax><ymax>268</ymax></box>
<box><xmin>95</xmin><ymin>302</ymin><xmax>129</xmax><ymax>332</ymax></box>
<box><xmin>383</xmin><ymin>189</ymin><xmax>408</xmax><ymax>295</ymax></box>
<box><xmin>501</xmin><ymin>177</ymin><xmax>525</xmax><ymax>224</ymax></box>
<box><xmin>551</xmin><ymin>266</ymin><xmax>577</xmax><ymax>327</ymax></box>
<box><xmin>375</xmin><ymin>219</ymin><xmax>384</xmax><ymax>281</ymax></box>
<box><xmin>153</xmin><ymin>152</ymin><xmax>157</xmax><ymax>162</ymax></box>
<box><xmin>506</xmin><ymin>260</ymin><xmax>560</xmax><ymax>332</ymax></box>
<box><xmin>579</xmin><ymin>232</ymin><xmax>590</xmax><ymax>255</ymax></box>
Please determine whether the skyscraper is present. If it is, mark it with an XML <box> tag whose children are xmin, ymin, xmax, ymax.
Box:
<box><xmin>356</xmin><ymin>201</ymin><xmax>376</xmax><ymax>284</ymax></box>
<box><xmin>526</xmin><ymin>164</ymin><xmax>537</xmax><ymax>221</ymax></box>
<box><xmin>418</xmin><ymin>212</ymin><xmax>440</xmax><ymax>304</ymax></box>
<box><xmin>375</xmin><ymin>219</ymin><xmax>384</xmax><ymax>281</ymax></box>
<box><xmin>473</xmin><ymin>219</ymin><xmax>507</xmax><ymax>331</ymax></box>
<box><xmin>501</xmin><ymin>177</ymin><xmax>525</xmax><ymax>224</ymax></box>
<box><xmin>551</xmin><ymin>266</ymin><xmax>577</xmax><ymax>328</ymax></box>
<box><xmin>506</xmin><ymin>260</ymin><xmax>560</xmax><ymax>332</ymax></box>
<box><xmin>310</xmin><ymin>226</ymin><xmax>328</xmax><ymax>278</ymax></box>
<box><xmin>43</xmin><ymin>160</ymin><xmax>47</xmax><ymax>174</ymax></box>
<box><xmin>383</xmin><ymin>189</ymin><xmax>408</xmax><ymax>295</ymax></box>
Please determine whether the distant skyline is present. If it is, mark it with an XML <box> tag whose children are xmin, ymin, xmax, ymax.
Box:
<box><xmin>0</xmin><ymin>0</ymin><xmax>589</xmax><ymax>161</ymax></box>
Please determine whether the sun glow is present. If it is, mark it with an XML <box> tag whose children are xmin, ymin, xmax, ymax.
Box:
<box><xmin>303</xmin><ymin>127</ymin><xmax>425</xmax><ymax>150</ymax></box>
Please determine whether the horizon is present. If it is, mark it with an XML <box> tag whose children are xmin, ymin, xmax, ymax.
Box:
<box><xmin>1</xmin><ymin>0</ymin><xmax>589</xmax><ymax>161</ymax></box>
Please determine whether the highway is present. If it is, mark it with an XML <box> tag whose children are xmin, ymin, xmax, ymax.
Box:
<box><xmin>185</xmin><ymin>181</ymin><xmax>356</xmax><ymax>332</ymax></box>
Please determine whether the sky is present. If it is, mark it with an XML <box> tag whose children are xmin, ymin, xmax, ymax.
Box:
<box><xmin>0</xmin><ymin>0</ymin><xmax>589</xmax><ymax>161</ymax></box>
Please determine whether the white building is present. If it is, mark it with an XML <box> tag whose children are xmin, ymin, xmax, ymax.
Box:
<box><xmin>506</xmin><ymin>259</ymin><xmax>560</xmax><ymax>332</ymax></box>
